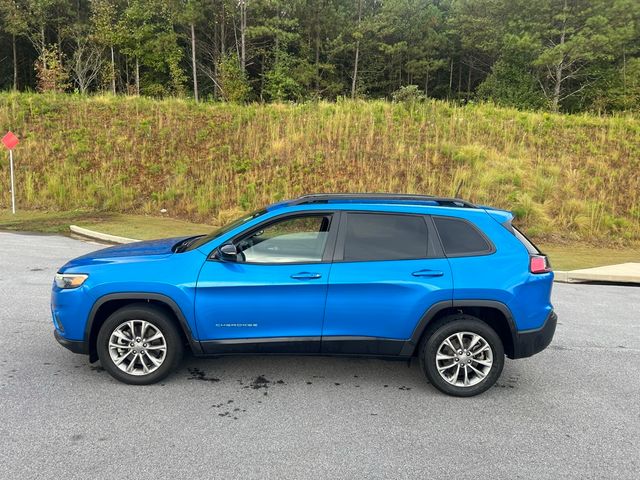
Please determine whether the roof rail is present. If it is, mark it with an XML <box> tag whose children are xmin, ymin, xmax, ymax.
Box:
<box><xmin>287</xmin><ymin>193</ymin><xmax>476</xmax><ymax>208</ymax></box>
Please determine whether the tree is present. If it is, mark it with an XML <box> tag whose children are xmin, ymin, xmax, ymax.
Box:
<box><xmin>529</xmin><ymin>0</ymin><xmax>635</xmax><ymax>110</ymax></box>
<box><xmin>69</xmin><ymin>26</ymin><xmax>104</xmax><ymax>93</ymax></box>
<box><xmin>350</xmin><ymin>0</ymin><xmax>363</xmax><ymax>98</ymax></box>
<box><xmin>377</xmin><ymin>0</ymin><xmax>449</xmax><ymax>96</ymax></box>
<box><xmin>90</xmin><ymin>0</ymin><xmax>120</xmax><ymax>94</ymax></box>
<box><xmin>22</xmin><ymin>0</ymin><xmax>73</xmax><ymax>65</ymax></box>
<box><xmin>35</xmin><ymin>43</ymin><xmax>69</xmax><ymax>92</ymax></box>
<box><xmin>477</xmin><ymin>35</ymin><xmax>546</xmax><ymax>109</ymax></box>
<box><xmin>175</xmin><ymin>0</ymin><xmax>205</xmax><ymax>101</ymax></box>
<box><xmin>217</xmin><ymin>52</ymin><xmax>251</xmax><ymax>102</ymax></box>
<box><xmin>116</xmin><ymin>0</ymin><xmax>185</xmax><ymax>95</ymax></box>
<box><xmin>0</xmin><ymin>0</ymin><xmax>28</xmax><ymax>90</ymax></box>
<box><xmin>238</xmin><ymin>0</ymin><xmax>247</xmax><ymax>72</ymax></box>
<box><xmin>496</xmin><ymin>0</ymin><xmax>640</xmax><ymax>111</ymax></box>
<box><xmin>264</xmin><ymin>50</ymin><xmax>303</xmax><ymax>101</ymax></box>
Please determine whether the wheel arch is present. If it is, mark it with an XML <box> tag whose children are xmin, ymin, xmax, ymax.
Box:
<box><xmin>403</xmin><ymin>300</ymin><xmax>517</xmax><ymax>358</ymax></box>
<box><xmin>85</xmin><ymin>293</ymin><xmax>201</xmax><ymax>362</ymax></box>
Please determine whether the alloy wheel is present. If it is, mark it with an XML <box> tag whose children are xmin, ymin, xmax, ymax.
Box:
<box><xmin>435</xmin><ymin>331</ymin><xmax>493</xmax><ymax>387</ymax></box>
<box><xmin>108</xmin><ymin>320</ymin><xmax>167</xmax><ymax>376</ymax></box>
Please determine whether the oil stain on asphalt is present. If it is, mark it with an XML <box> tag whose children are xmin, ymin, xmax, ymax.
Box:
<box><xmin>187</xmin><ymin>367</ymin><xmax>220</xmax><ymax>382</ymax></box>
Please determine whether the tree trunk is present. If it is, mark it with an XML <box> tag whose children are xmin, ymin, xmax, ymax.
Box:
<box><xmin>425</xmin><ymin>69</ymin><xmax>429</xmax><ymax>98</ymax></box>
<box><xmin>41</xmin><ymin>27</ymin><xmax>47</xmax><ymax>69</ymax></box>
<box><xmin>110</xmin><ymin>45</ymin><xmax>116</xmax><ymax>94</ymax></box>
<box><xmin>239</xmin><ymin>1</ymin><xmax>246</xmax><ymax>71</ymax></box>
<box><xmin>351</xmin><ymin>0</ymin><xmax>363</xmax><ymax>99</ymax></box>
<box><xmin>351</xmin><ymin>41</ymin><xmax>360</xmax><ymax>98</ymax></box>
<box><xmin>221</xmin><ymin>4</ymin><xmax>226</xmax><ymax>57</ymax></box>
<box><xmin>622</xmin><ymin>48</ymin><xmax>626</xmax><ymax>95</ymax></box>
<box><xmin>12</xmin><ymin>34</ymin><xmax>18</xmax><ymax>90</ymax></box>
<box><xmin>135</xmin><ymin>58</ymin><xmax>140</xmax><ymax>95</ymax></box>
<box><xmin>315</xmin><ymin>24</ymin><xmax>320</xmax><ymax>94</ymax></box>
<box><xmin>314</xmin><ymin>1</ymin><xmax>321</xmax><ymax>94</ymax></box>
<box><xmin>260</xmin><ymin>51</ymin><xmax>265</xmax><ymax>101</ymax></box>
<box><xmin>551</xmin><ymin>0</ymin><xmax>568</xmax><ymax>112</ymax></box>
<box><xmin>191</xmin><ymin>23</ymin><xmax>199</xmax><ymax>102</ymax></box>
<box><xmin>57</xmin><ymin>27</ymin><xmax>63</xmax><ymax>63</ymax></box>
<box><xmin>125</xmin><ymin>57</ymin><xmax>129</xmax><ymax>91</ymax></box>
<box><xmin>552</xmin><ymin>62</ymin><xmax>562</xmax><ymax>112</ymax></box>
<box><xmin>466</xmin><ymin>58</ymin><xmax>472</xmax><ymax>101</ymax></box>
<box><xmin>448</xmin><ymin>58</ymin><xmax>453</xmax><ymax>100</ymax></box>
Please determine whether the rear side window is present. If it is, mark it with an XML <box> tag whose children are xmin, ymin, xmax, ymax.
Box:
<box><xmin>343</xmin><ymin>213</ymin><xmax>429</xmax><ymax>261</ymax></box>
<box><xmin>433</xmin><ymin>216</ymin><xmax>493</xmax><ymax>256</ymax></box>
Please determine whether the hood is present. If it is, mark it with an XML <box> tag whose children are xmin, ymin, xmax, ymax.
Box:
<box><xmin>59</xmin><ymin>236</ymin><xmax>191</xmax><ymax>271</ymax></box>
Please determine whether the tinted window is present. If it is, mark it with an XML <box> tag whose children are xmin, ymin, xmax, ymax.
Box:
<box><xmin>235</xmin><ymin>215</ymin><xmax>331</xmax><ymax>263</ymax></box>
<box><xmin>434</xmin><ymin>216</ymin><xmax>492</xmax><ymax>256</ymax></box>
<box><xmin>343</xmin><ymin>213</ymin><xmax>429</xmax><ymax>261</ymax></box>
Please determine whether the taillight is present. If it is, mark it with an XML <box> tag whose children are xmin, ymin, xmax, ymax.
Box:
<box><xmin>530</xmin><ymin>255</ymin><xmax>551</xmax><ymax>274</ymax></box>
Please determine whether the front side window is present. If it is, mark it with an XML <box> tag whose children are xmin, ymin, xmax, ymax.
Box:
<box><xmin>343</xmin><ymin>213</ymin><xmax>429</xmax><ymax>261</ymax></box>
<box><xmin>433</xmin><ymin>216</ymin><xmax>493</xmax><ymax>256</ymax></box>
<box><xmin>235</xmin><ymin>215</ymin><xmax>332</xmax><ymax>264</ymax></box>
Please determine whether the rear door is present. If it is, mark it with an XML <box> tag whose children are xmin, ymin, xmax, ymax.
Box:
<box><xmin>322</xmin><ymin>212</ymin><xmax>453</xmax><ymax>355</ymax></box>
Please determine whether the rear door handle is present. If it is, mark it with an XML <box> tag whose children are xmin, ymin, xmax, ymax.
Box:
<box><xmin>290</xmin><ymin>272</ymin><xmax>322</xmax><ymax>280</ymax></box>
<box><xmin>412</xmin><ymin>269</ymin><xmax>444</xmax><ymax>277</ymax></box>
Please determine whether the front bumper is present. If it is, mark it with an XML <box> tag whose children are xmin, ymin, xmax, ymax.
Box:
<box><xmin>54</xmin><ymin>329</ymin><xmax>88</xmax><ymax>355</ymax></box>
<box><xmin>512</xmin><ymin>311</ymin><xmax>557</xmax><ymax>359</ymax></box>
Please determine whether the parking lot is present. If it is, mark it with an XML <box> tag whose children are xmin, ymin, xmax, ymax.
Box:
<box><xmin>1</xmin><ymin>231</ymin><xmax>638</xmax><ymax>479</ymax></box>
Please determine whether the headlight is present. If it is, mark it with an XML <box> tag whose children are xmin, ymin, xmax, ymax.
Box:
<box><xmin>54</xmin><ymin>273</ymin><xmax>88</xmax><ymax>289</ymax></box>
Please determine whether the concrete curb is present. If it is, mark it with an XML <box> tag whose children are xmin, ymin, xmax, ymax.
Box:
<box><xmin>69</xmin><ymin>225</ymin><xmax>139</xmax><ymax>244</ymax></box>
<box><xmin>553</xmin><ymin>271</ymin><xmax>572</xmax><ymax>283</ymax></box>
<box><xmin>553</xmin><ymin>263</ymin><xmax>640</xmax><ymax>284</ymax></box>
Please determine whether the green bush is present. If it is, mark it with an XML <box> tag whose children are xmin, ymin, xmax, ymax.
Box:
<box><xmin>391</xmin><ymin>85</ymin><xmax>426</xmax><ymax>103</ymax></box>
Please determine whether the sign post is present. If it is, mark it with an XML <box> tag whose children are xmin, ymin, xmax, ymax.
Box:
<box><xmin>2</xmin><ymin>131</ymin><xmax>20</xmax><ymax>214</ymax></box>
<box><xmin>9</xmin><ymin>149</ymin><xmax>15</xmax><ymax>214</ymax></box>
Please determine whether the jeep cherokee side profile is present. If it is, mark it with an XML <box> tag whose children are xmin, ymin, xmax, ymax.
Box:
<box><xmin>52</xmin><ymin>194</ymin><xmax>556</xmax><ymax>396</ymax></box>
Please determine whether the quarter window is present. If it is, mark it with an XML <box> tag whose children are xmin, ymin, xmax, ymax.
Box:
<box><xmin>235</xmin><ymin>215</ymin><xmax>332</xmax><ymax>264</ymax></box>
<box><xmin>433</xmin><ymin>216</ymin><xmax>493</xmax><ymax>256</ymax></box>
<box><xmin>343</xmin><ymin>213</ymin><xmax>429</xmax><ymax>261</ymax></box>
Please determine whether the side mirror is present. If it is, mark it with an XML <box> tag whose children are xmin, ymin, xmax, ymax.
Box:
<box><xmin>216</xmin><ymin>243</ymin><xmax>238</xmax><ymax>261</ymax></box>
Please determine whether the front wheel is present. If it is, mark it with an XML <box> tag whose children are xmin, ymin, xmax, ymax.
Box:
<box><xmin>97</xmin><ymin>304</ymin><xmax>184</xmax><ymax>385</ymax></box>
<box><xmin>420</xmin><ymin>315</ymin><xmax>504</xmax><ymax>397</ymax></box>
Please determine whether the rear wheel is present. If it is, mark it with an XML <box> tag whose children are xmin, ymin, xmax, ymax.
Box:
<box><xmin>97</xmin><ymin>304</ymin><xmax>183</xmax><ymax>385</ymax></box>
<box><xmin>419</xmin><ymin>315</ymin><xmax>504</xmax><ymax>397</ymax></box>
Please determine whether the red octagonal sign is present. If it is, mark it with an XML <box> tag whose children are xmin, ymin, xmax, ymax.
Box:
<box><xmin>2</xmin><ymin>131</ymin><xmax>19</xmax><ymax>150</ymax></box>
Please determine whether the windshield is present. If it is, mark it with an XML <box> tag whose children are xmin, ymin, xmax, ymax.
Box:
<box><xmin>183</xmin><ymin>209</ymin><xmax>268</xmax><ymax>252</ymax></box>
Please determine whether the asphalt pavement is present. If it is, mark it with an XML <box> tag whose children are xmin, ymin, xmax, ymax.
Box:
<box><xmin>1</xmin><ymin>231</ymin><xmax>638</xmax><ymax>479</ymax></box>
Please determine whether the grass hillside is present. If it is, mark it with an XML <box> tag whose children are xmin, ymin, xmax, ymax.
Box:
<box><xmin>0</xmin><ymin>92</ymin><xmax>639</xmax><ymax>244</ymax></box>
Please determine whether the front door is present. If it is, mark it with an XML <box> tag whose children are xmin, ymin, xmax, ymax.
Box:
<box><xmin>322</xmin><ymin>212</ymin><xmax>453</xmax><ymax>355</ymax></box>
<box><xmin>195</xmin><ymin>212</ymin><xmax>337</xmax><ymax>354</ymax></box>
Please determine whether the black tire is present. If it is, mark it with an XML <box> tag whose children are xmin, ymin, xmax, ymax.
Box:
<box><xmin>97</xmin><ymin>304</ymin><xmax>184</xmax><ymax>385</ymax></box>
<box><xmin>419</xmin><ymin>314</ymin><xmax>504</xmax><ymax>397</ymax></box>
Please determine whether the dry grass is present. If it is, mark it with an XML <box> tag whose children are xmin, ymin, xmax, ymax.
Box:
<box><xmin>1</xmin><ymin>92</ymin><xmax>638</xmax><ymax>244</ymax></box>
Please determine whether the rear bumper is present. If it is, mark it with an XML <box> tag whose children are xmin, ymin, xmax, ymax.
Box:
<box><xmin>54</xmin><ymin>329</ymin><xmax>88</xmax><ymax>355</ymax></box>
<box><xmin>511</xmin><ymin>311</ymin><xmax>557</xmax><ymax>359</ymax></box>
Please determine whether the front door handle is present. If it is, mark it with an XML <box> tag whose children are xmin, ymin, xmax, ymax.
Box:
<box><xmin>290</xmin><ymin>272</ymin><xmax>322</xmax><ymax>280</ymax></box>
<box><xmin>412</xmin><ymin>269</ymin><xmax>444</xmax><ymax>277</ymax></box>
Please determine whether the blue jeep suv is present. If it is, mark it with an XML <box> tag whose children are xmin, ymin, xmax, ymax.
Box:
<box><xmin>52</xmin><ymin>194</ymin><xmax>556</xmax><ymax>396</ymax></box>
